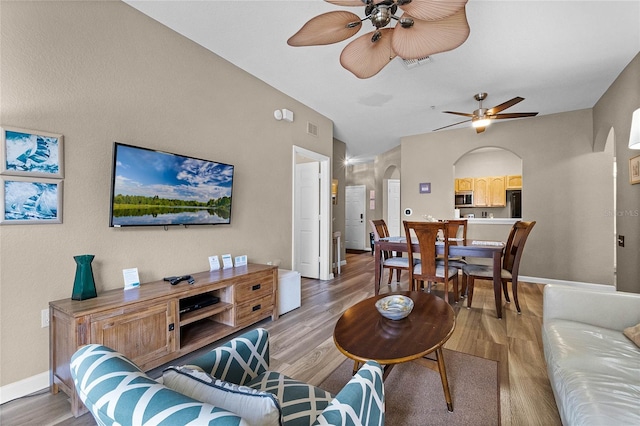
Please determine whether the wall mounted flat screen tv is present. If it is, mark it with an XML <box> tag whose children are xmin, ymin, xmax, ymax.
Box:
<box><xmin>109</xmin><ymin>142</ymin><xmax>234</xmax><ymax>227</ymax></box>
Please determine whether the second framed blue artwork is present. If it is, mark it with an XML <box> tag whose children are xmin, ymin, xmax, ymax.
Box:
<box><xmin>1</xmin><ymin>126</ymin><xmax>64</xmax><ymax>178</ymax></box>
<box><xmin>419</xmin><ymin>182</ymin><xmax>431</xmax><ymax>194</ymax></box>
<box><xmin>1</xmin><ymin>176</ymin><xmax>63</xmax><ymax>224</ymax></box>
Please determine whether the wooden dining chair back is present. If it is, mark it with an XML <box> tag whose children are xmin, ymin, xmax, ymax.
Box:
<box><xmin>403</xmin><ymin>221</ymin><xmax>459</xmax><ymax>303</ymax></box>
<box><xmin>444</xmin><ymin>219</ymin><xmax>468</xmax><ymax>240</ymax></box>
<box><xmin>370</xmin><ymin>219</ymin><xmax>409</xmax><ymax>284</ymax></box>
<box><xmin>462</xmin><ymin>220</ymin><xmax>536</xmax><ymax>313</ymax></box>
<box><xmin>437</xmin><ymin>219</ymin><xmax>468</xmax><ymax>267</ymax></box>
<box><xmin>503</xmin><ymin>221</ymin><xmax>535</xmax><ymax>275</ymax></box>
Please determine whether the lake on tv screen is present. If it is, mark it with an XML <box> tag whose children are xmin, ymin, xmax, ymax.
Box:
<box><xmin>112</xmin><ymin>205</ymin><xmax>231</xmax><ymax>226</ymax></box>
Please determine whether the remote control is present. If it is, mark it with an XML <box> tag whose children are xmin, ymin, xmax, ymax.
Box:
<box><xmin>163</xmin><ymin>275</ymin><xmax>194</xmax><ymax>285</ymax></box>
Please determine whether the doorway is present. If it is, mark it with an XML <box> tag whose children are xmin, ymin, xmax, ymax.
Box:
<box><xmin>387</xmin><ymin>179</ymin><xmax>401</xmax><ymax>236</ymax></box>
<box><xmin>292</xmin><ymin>146</ymin><xmax>331</xmax><ymax>280</ymax></box>
<box><xmin>345</xmin><ymin>185</ymin><xmax>366</xmax><ymax>250</ymax></box>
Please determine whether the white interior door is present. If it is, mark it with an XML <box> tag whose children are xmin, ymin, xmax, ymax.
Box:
<box><xmin>294</xmin><ymin>161</ymin><xmax>320</xmax><ymax>278</ymax></box>
<box><xmin>345</xmin><ymin>185</ymin><xmax>366</xmax><ymax>250</ymax></box>
<box><xmin>387</xmin><ymin>179</ymin><xmax>401</xmax><ymax>236</ymax></box>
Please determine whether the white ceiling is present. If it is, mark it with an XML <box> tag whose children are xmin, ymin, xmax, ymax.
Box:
<box><xmin>124</xmin><ymin>1</ymin><xmax>640</xmax><ymax>163</ymax></box>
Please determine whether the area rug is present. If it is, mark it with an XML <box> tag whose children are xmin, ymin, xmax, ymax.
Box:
<box><xmin>319</xmin><ymin>349</ymin><xmax>499</xmax><ymax>426</ymax></box>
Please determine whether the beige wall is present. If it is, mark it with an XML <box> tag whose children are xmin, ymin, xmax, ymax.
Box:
<box><xmin>332</xmin><ymin>139</ymin><xmax>346</xmax><ymax>262</ymax></box>
<box><xmin>0</xmin><ymin>1</ymin><xmax>332</xmax><ymax>386</ymax></box>
<box><xmin>593</xmin><ymin>53</ymin><xmax>640</xmax><ymax>293</ymax></box>
<box><xmin>401</xmin><ymin>109</ymin><xmax>615</xmax><ymax>284</ymax></box>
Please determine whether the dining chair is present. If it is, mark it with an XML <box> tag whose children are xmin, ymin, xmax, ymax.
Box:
<box><xmin>403</xmin><ymin>221</ymin><xmax>459</xmax><ymax>304</ymax></box>
<box><xmin>444</xmin><ymin>219</ymin><xmax>468</xmax><ymax>240</ymax></box>
<box><xmin>369</xmin><ymin>219</ymin><xmax>410</xmax><ymax>284</ymax></box>
<box><xmin>437</xmin><ymin>219</ymin><xmax>468</xmax><ymax>268</ymax></box>
<box><xmin>462</xmin><ymin>220</ymin><xmax>536</xmax><ymax>313</ymax></box>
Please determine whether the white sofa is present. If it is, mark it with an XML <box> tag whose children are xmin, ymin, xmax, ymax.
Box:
<box><xmin>542</xmin><ymin>284</ymin><xmax>640</xmax><ymax>425</ymax></box>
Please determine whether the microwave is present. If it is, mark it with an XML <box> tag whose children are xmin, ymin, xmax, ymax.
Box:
<box><xmin>455</xmin><ymin>192</ymin><xmax>473</xmax><ymax>207</ymax></box>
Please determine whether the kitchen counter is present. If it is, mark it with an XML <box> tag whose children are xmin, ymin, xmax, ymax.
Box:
<box><xmin>465</xmin><ymin>218</ymin><xmax>519</xmax><ymax>225</ymax></box>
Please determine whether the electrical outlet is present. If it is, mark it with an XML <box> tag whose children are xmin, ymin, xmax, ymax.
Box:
<box><xmin>41</xmin><ymin>309</ymin><xmax>50</xmax><ymax>328</ymax></box>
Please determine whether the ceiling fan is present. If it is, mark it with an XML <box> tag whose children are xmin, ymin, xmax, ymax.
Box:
<box><xmin>287</xmin><ymin>0</ymin><xmax>470</xmax><ymax>79</ymax></box>
<box><xmin>434</xmin><ymin>93</ymin><xmax>539</xmax><ymax>133</ymax></box>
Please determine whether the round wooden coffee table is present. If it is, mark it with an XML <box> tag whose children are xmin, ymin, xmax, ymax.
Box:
<box><xmin>333</xmin><ymin>291</ymin><xmax>456</xmax><ymax>411</ymax></box>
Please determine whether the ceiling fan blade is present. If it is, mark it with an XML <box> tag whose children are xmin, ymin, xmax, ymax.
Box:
<box><xmin>391</xmin><ymin>7</ymin><xmax>469</xmax><ymax>60</ymax></box>
<box><xmin>288</xmin><ymin>11</ymin><xmax>362</xmax><ymax>46</ymax></box>
<box><xmin>486</xmin><ymin>97</ymin><xmax>524</xmax><ymax>115</ymax></box>
<box><xmin>325</xmin><ymin>0</ymin><xmax>367</xmax><ymax>6</ymax></box>
<box><xmin>442</xmin><ymin>111</ymin><xmax>475</xmax><ymax>118</ymax></box>
<box><xmin>340</xmin><ymin>29</ymin><xmax>396</xmax><ymax>79</ymax></box>
<box><xmin>491</xmin><ymin>112</ymin><xmax>539</xmax><ymax>119</ymax></box>
<box><xmin>433</xmin><ymin>119</ymin><xmax>471</xmax><ymax>131</ymax></box>
<box><xmin>475</xmin><ymin>126</ymin><xmax>487</xmax><ymax>134</ymax></box>
<box><xmin>398</xmin><ymin>0</ymin><xmax>468</xmax><ymax>21</ymax></box>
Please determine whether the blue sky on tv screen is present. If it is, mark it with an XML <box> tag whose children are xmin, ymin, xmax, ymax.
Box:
<box><xmin>114</xmin><ymin>145</ymin><xmax>233</xmax><ymax>202</ymax></box>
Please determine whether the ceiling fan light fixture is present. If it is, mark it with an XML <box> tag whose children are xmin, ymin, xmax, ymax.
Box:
<box><xmin>472</xmin><ymin>117</ymin><xmax>491</xmax><ymax>128</ymax></box>
<box><xmin>399</xmin><ymin>17</ymin><xmax>414</xmax><ymax>28</ymax></box>
<box><xmin>368</xmin><ymin>4</ymin><xmax>394</xmax><ymax>28</ymax></box>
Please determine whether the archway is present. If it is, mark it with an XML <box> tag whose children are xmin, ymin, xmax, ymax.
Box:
<box><xmin>454</xmin><ymin>147</ymin><xmax>522</xmax><ymax>219</ymax></box>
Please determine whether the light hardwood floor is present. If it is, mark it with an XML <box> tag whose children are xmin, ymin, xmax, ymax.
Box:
<box><xmin>0</xmin><ymin>252</ymin><xmax>561</xmax><ymax>426</ymax></box>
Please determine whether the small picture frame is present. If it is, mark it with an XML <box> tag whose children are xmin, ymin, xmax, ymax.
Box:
<box><xmin>221</xmin><ymin>254</ymin><xmax>233</xmax><ymax>269</ymax></box>
<box><xmin>209</xmin><ymin>255</ymin><xmax>221</xmax><ymax>271</ymax></box>
<box><xmin>1</xmin><ymin>126</ymin><xmax>64</xmax><ymax>178</ymax></box>
<box><xmin>419</xmin><ymin>182</ymin><xmax>431</xmax><ymax>194</ymax></box>
<box><xmin>630</xmin><ymin>154</ymin><xmax>640</xmax><ymax>184</ymax></box>
<box><xmin>123</xmin><ymin>267</ymin><xmax>140</xmax><ymax>290</ymax></box>
<box><xmin>234</xmin><ymin>255</ymin><xmax>247</xmax><ymax>267</ymax></box>
<box><xmin>1</xmin><ymin>176</ymin><xmax>63</xmax><ymax>224</ymax></box>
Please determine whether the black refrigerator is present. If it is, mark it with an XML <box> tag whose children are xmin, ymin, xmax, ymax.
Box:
<box><xmin>510</xmin><ymin>190</ymin><xmax>522</xmax><ymax>218</ymax></box>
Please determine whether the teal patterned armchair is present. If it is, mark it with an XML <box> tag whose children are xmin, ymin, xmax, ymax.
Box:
<box><xmin>71</xmin><ymin>328</ymin><xmax>385</xmax><ymax>426</ymax></box>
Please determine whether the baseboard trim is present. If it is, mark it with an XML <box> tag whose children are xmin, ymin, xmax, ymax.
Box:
<box><xmin>519</xmin><ymin>276</ymin><xmax>615</xmax><ymax>291</ymax></box>
<box><xmin>0</xmin><ymin>371</ymin><xmax>49</xmax><ymax>404</ymax></box>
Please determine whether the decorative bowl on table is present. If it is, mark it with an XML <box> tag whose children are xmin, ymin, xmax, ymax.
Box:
<box><xmin>375</xmin><ymin>295</ymin><xmax>414</xmax><ymax>320</ymax></box>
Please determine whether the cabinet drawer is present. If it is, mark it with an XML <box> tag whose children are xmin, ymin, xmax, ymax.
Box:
<box><xmin>235</xmin><ymin>274</ymin><xmax>274</xmax><ymax>303</ymax></box>
<box><xmin>236</xmin><ymin>294</ymin><xmax>273</xmax><ymax>326</ymax></box>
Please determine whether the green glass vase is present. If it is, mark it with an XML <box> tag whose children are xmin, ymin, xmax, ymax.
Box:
<box><xmin>71</xmin><ymin>254</ymin><xmax>97</xmax><ymax>300</ymax></box>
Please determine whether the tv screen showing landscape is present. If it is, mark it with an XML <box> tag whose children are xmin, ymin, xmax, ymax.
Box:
<box><xmin>109</xmin><ymin>143</ymin><xmax>234</xmax><ymax>227</ymax></box>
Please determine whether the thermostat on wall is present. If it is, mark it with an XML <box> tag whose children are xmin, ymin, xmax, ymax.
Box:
<box><xmin>404</xmin><ymin>208</ymin><xmax>413</xmax><ymax>217</ymax></box>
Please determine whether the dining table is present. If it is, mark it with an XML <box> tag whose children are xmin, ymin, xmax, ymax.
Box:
<box><xmin>374</xmin><ymin>237</ymin><xmax>507</xmax><ymax>318</ymax></box>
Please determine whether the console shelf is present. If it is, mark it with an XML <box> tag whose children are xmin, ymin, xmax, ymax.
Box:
<box><xmin>179</xmin><ymin>319</ymin><xmax>235</xmax><ymax>353</ymax></box>
<box><xmin>49</xmin><ymin>263</ymin><xmax>278</xmax><ymax>417</ymax></box>
<box><xmin>180</xmin><ymin>302</ymin><xmax>233</xmax><ymax>326</ymax></box>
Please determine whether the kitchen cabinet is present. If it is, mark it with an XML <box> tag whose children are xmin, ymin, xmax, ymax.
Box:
<box><xmin>506</xmin><ymin>175</ymin><xmax>522</xmax><ymax>190</ymax></box>
<box><xmin>473</xmin><ymin>176</ymin><xmax>506</xmax><ymax>207</ymax></box>
<box><xmin>455</xmin><ymin>178</ymin><xmax>474</xmax><ymax>192</ymax></box>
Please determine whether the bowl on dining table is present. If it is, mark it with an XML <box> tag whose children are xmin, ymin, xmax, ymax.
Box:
<box><xmin>375</xmin><ymin>295</ymin><xmax>414</xmax><ymax>320</ymax></box>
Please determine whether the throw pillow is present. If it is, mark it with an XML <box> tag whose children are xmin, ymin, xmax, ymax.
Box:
<box><xmin>623</xmin><ymin>322</ymin><xmax>640</xmax><ymax>348</ymax></box>
<box><xmin>163</xmin><ymin>366</ymin><xmax>282</xmax><ymax>426</ymax></box>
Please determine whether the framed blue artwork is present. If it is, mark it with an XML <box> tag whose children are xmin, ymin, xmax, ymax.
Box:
<box><xmin>419</xmin><ymin>182</ymin><xmax>431</xmax><ymax>194</ymax></box>
<box><xmin>1</xmin><ymin>176</ymin><xmax>63</xmax><ymax>224</ymax></box>
<box><xmin>1</xmin><ymin>126</ymin><xmax>64</xmax><ymax>178</ymax></box>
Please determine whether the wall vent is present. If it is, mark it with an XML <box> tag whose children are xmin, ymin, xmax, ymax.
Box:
<box><xmin>402</xmin><ymin>56</ymin><xmax>431</xmax><ymax>69</ymax></box>
<box><xmin>307</xmin><ymin>122</ymin><xmax>318</xmax><ymax>137</ymax></box>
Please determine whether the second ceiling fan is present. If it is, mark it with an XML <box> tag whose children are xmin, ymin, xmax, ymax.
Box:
<box><xmin>435</xmin><ymin>93</ymin><xmax>539</xmax><ymax>133</ymax></box>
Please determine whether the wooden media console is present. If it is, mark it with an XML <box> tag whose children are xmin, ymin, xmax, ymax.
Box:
<box><xmin>49</xmin><ymin>263</ymin><xmax>278</xmax><ymax>417</ymax></box>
